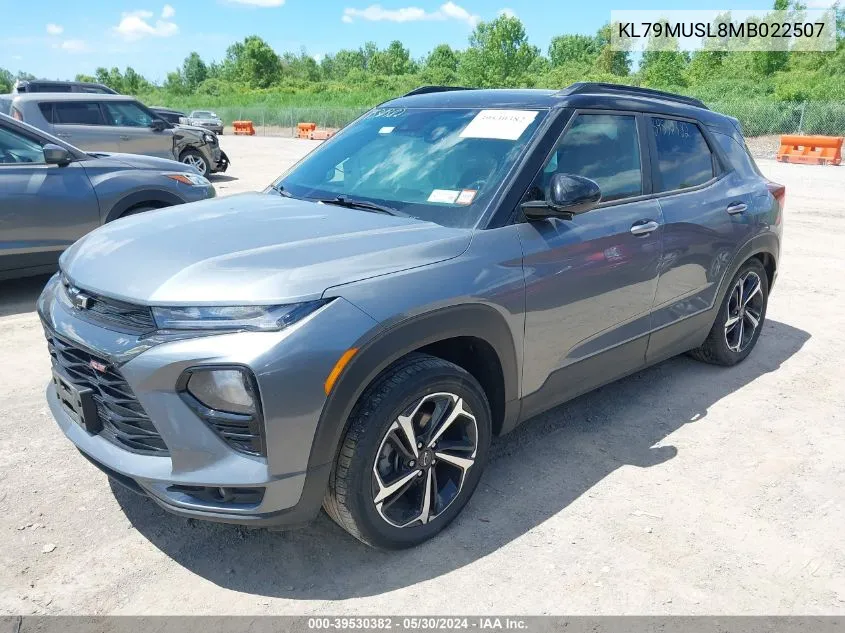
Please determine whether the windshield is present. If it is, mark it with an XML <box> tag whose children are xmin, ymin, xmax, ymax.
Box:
<box><xmin>274</xmin><ymin>106</ymin><xmax>547</xmax><ymax>228</ymax></box>
<box><xmin>193</xmin><ymin>111</ymin><xmax>215</xmax><ymax>118</ymax></box>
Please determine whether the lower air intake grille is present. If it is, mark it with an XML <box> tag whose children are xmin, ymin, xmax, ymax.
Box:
<box><xmin>46</xmin><ymin>331</ymin><xmax>169</xmax><ymax>455</ymax></box>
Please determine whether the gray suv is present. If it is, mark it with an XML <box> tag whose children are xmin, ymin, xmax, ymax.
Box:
<box><xmin>10</xmin><ymin>93</ymin><xmax>228</xmax><ymax>177</ymax></box>
<box><xmin>39</xmin><ymin>83</ymin><xmax>784</xmax><ymax>549</ymax></box>
<box><xmin>0</xmin><ymin>113</ymin><xmax>215</xmax><ymax>280</ymax></box>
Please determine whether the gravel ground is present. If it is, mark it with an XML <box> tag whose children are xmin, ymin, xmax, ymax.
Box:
<box><xmin>1</xmin><ymin>136</ymin><xmax>844</xmax><ymax>615</ymax></box>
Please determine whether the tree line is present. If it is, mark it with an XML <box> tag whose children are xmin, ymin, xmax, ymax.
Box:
<box><xmin>2</xmin><ymin>2</ymin><xmax>843</xmax><ymax>108</ymax></box>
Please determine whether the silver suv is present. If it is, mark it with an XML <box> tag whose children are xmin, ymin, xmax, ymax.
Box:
<box><xmin>39</xmin><ymin>83</ymin><xmax>784</xmax><ymax>549</ymax></box>
<box><xmin>10</xmin><ymin>93</ymin><xmax>228</xmax><ymax>177</ymax></box>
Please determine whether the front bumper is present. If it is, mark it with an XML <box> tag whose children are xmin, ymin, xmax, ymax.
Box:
<box><xmin>37</xmin><ymin>275</ymin><xmax>378</xmax><ymax>527</ymax></box>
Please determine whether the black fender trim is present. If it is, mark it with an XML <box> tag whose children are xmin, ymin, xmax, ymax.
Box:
<box><xmin>105</xmin><ymin>190</ymin><xmax>185</xmax><ymax>223</ymax></box>
<box><xmin>307</xmin><ymin>304</ymin><xmax>520</xmax><ymax>478</ymax></box>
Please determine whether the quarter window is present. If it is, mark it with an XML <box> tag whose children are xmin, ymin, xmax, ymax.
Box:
<box><xmin>651</xmin><ymin>118</ymin><xmax>714</xmax><ymax>192</ymax></box>
<box><xmin>53</xmin><ymin>102</ymin><xmax>106</xmax><ymax>126</ymax></box>
<box><xmin>526</xmin><ymin>113</ymin><xmax>642</xmax><ymax>204</ymax></box>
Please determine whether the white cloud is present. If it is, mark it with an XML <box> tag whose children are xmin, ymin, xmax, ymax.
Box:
<box><xmin>226</xmin><ymin>0</ymin><xmax>285</xmax><ymax>6</ymax></box>
<box><xmin>805</xmin><ymin>0</ymin><xmax>836</xmax><ymax>6</ymax></box>
<box><xmin>46</xmin><ymin>23</ymin><xmax>64</xmax><ymax>35</ymax></box>
<box><xmin>59</xmin><ymin>39</ymin><xmax>90</xmax><ymax>53</ymax></box>
<box><xmin>113</xmin><ymin>8</ymin><xmax>179</xmax><ymax>41</ymax></box>
<box><xmin>161</xmin><ymin>4</ymin><xmax>175</xmax><ymax>18</ymax></box>
<box><xmin>342</xmin><ymin>2</ymin><xmax>479</xmax><ymax>27</ymax></box>
<box><xmin>497</xmin><ymin>7</ymin><xmax>516</xmax><ymax>18</ymax></box>
<box><xmin>312</xmin><ymin>53</ymin><xmax>324</xmax><ymax>62</ymax></box>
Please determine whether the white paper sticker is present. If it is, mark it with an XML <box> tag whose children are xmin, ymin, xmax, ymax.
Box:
<box><xmin>460</xmin><ymin>109</ymin><xmax>539</xmax><ymax>140</ymax></box>
<box><xmin>428</xmin><ymin>189</ymin><xmax>460</xmax><ymax>204</ymax></box>
<box><xmin>456</xmin><ymin>189</ymin><xmax>477</xmax><ymax>205</ymax></box>
<box><xmin>379</xmin><ymin>126</ymin><xmax>395</xmax><ymax>134</ymax></box>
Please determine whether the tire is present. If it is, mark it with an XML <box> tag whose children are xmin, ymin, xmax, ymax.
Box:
<box><xmin>179</xmin><ymin>149</ymin><xmax>210</xmax><ymax>177</ymax></box>
<box><xmin>690</xmin><ymin>258</ymin><xmax>769</xmax><ymax>366</ymax></box>
<box><xmin>324</xmin><ymin>353</ymin><xmax>492</xmax><ymax>549</ymax></box>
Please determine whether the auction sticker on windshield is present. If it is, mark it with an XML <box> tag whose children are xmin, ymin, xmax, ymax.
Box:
<box><xmin>460</xmin><ymin>109</ymin><xmax>539</xmax><ymax>140</ymax></box>
<box><xmin>428</xmin><ymin>189</ymin><xmax>461</xmax><ymax>204</ymax></box>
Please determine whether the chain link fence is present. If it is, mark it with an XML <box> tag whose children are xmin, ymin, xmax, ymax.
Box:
<box><xmin>214</xmin><ymin>101</ymin><xmax>845</xmax><ymax>158</ymax></box>
<box><xmin>216</xmin><ymin>106</ymin><xmax>369</xmax><ymax>137</ymax></box>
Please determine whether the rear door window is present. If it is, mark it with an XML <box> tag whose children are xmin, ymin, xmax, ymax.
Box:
<box><xmin>53</xmin><ymin>102</ymin><xmax>107</xmax><ymax>126</ymax></box>
<box><xmin>651</xmin><ymin>118</ymin><xmax>715</xmax><ymax>192</ymax></box>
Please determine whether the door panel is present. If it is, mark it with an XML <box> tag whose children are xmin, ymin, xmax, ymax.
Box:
<box><xmin>0</xmin><ymin>126</ymin><xmax>100</xmax><ymax>274</ymax></box>
<box><xmin>519</xmin><ymin>199</ymin><xmax>663</xmax><ymax>414</ymax></box>
<box><xmin>50</xmin><ymin>101</ymin><xmax>119</xmax><ymax>152</ymax></box>
<box><xmin>645</xmin><ymin>118</ymin><xmax>758</xmax><ymax>362</ymax></box>
<box><xmin>517</xmin><ymin>111</ymin><xmax>663</xmax><ymax>415</ymax></box>
<box><xmin>101</xmin><ymin>101</ymin><xmax>174</xmax><ymax>158</ymax></box>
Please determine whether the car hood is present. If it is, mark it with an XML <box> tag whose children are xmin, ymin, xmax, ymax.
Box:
<box><xmin>60</xmin><ymin>193</ymin><xmax>472</xmax><ymax>305</ymax></box>
<box><xmin>83</xmin><ymin>152</ymin><xmax>185</xmax><ymax>172</ymax></box>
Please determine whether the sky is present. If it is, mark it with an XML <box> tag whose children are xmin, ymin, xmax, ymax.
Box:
<box><xmin>0</xmin><ymin>0</ymin><xmax>831</xmax><ymax>82</ymax></box>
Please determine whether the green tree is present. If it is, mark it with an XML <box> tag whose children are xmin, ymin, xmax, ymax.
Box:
<box><xmin>0</xmin><ymin>67</ymin><xmax>13</xmax><ymax>92</ymax></box>
<box><xmin>222</xmin><ymin>35</ymin><xmax>282</xmax><ymax>88</ymax></box>
<box><xmin>182</xmin><ymin>52</ymin><xmax>208</xmax><ymax>91</ymax></box>
<box><xmin>593</xmin><ymin>24</ymin><xmax>630</xmax><ymax>76</ymax></box>
<box><xmin>458</xmin><ymin>15</ymin><xmax>540</xmax><ymax>87</ymax></box>
<box><xmin>549</xmin><ymin>34</ymin><xmax>599</xmax><ymax>67</ymax></box>
<box><xmin>422</xmin><ymin>44</ymin><xmax>460</xmax><ymax>84</ymax></box>
<box><xmin>370</xmin><ymin>40</ymin><xmax>415</xmax><ymax>76</ymax></box>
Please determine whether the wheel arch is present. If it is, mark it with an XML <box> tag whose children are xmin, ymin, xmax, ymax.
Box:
<box><xmin>105</xmin><ymin>189</ymin><xmax>185</xmax><ymax>223</ymax></box>
<box><xmin>716</xmin><ymin>232</ymin><xmax>779</xmax><ymax>309</ymax></box>
<box><xmin>308</xmin><ymin>303</ymin><xmax>520</xmax><ymax>474</ymax></box>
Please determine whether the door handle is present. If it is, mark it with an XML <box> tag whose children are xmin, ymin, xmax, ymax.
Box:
<box><xmin>630</xmin><ymin>220</ymin><xmax>659</xmax><ymax>236</ymax></box>
<box><xmin>119</xmin><ymin>135</ymin><xmax>131</xmax><ymax>141</ymax></box>
<box><xmin>727</xmin><ymin>202</ymin><xmax>748</xmax><ymax>215</ymax></box>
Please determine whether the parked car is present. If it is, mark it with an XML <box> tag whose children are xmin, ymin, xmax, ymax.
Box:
<box><xmin>150</xmin><ymin>106</ymin><xmax>187</xmax><ymax>126</ymax></box>
<box><xmin>13</xmin><ymin>79</ymin><xmax>117</xmax><ymax>95</ymax></box>
<box><xmin>10</xmin><ymin>94</ymin><xmax>229</xmax><ymax>177</ymax></box>
<box><xmin>187</xmin><ymin>110</ymin><xmax>224</xmax><ymax>135</ymax></box>
<box><xmin>38</xmin><ymin>83</ymin><xmax>784</xmax><ymax>549</ymax></box>
<box><xmin>0</xmin><ymin>112</ymin><xmax>215</xmax><ymax>281</ymax></box>
<box><xmin>0</xmin><ymin>94</ymin><xmax>11</xmax><ymax>116</ymax></box>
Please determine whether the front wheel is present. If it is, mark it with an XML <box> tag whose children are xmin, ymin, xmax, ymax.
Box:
<box><xmin>690</xmin><ymin>258</ymin><xmax>769</xmax><ymax>366</ymax></box>
<box><xmin>323</xmin><ymin>353</ymin><xmax>492</xmax><ymax>549</ymax></box>
<box><xmin>179</xmin><ymin>149</ymin><xmax>210</xmax><ymax>177</ymax></box>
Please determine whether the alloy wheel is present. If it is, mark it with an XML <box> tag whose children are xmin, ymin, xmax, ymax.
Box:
<box><xmin>182</xmin><ymin>154</ymin><xmax>207</xmax><ymax>175</ymax></box>
<box><xmin>724</xmin><ymin>271</ymin><xmax>764</xmax><ymax>353</ymax></box>
<box><xmin>372</xmin><ymin>392</ymin><xmax>478</xmax><ymax>528</ymax></box>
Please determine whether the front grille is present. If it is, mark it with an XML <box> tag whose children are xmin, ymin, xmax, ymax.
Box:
<box><xmin>46</xmin><ymin>331</ymin><xmax>169</xmax><ymax>455</ymax></box>
<box><xmin>61</xmin><ymin>278</ymin><xmax>156</xmax><ymax>334</ymax></box>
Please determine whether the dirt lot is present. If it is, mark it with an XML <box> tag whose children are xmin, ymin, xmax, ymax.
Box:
<box><xmin>1</xmin><ymin>136</ymin><xmax>844</xmax><ymax>615</ymax></box>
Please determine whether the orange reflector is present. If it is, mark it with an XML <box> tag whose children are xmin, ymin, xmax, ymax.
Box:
<box><xmin>324</xmin><ymin>348</ymin><xmax>358</xmax><ymax>395</ymax></box>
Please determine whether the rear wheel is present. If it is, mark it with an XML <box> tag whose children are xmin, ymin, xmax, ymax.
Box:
<box><xmin>690</xmin><ymin>258</ymin><xmax>768</xmax><ymax>366</ymax></box>
<box><xmin>324</xmin><ymin>353</ymin><xmax>491</xmax><ymax>549</ymax></box>
<box><xmin>179</xmin><ymin>149</ymin><xmax>209</xmax><ymax>177</ymax></box>
<box><xmin>120</xmin><ymin>205</ymin><xmax>158</xmax><ymax>219</ymax></box>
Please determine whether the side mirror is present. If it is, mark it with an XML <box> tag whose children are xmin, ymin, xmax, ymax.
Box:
<box><xmin>43</xmin><ymin>144</ymin><xmax>71</xmax><ymax>166</ymax></box>
<box><xmin>522</xmin><ymin>173</ymin><xmax>602</xmax><ymax>220</ymax></box>
<box><xmin>150</xmin><ymin>119</ymin><xmax>168</xmax><ymax>132</ymax></box>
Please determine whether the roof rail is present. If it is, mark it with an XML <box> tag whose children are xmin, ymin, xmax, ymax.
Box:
<box><xmin>560</xmin><ymin>82</ymin><xmax>708</xmax><ymax>110</ymax></box>
<box><xmin>401</xmin><ymin>85</ymin><xmax>476</xmax><ymax>97</ymax></box>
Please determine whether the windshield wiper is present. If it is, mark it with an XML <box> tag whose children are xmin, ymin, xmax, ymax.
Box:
<box><xmin>315</xmin><ymin>196</ymin><xmax>406</xmax><ymax>217</ymax></box>
<box><xmin>271</xmin><ymin>183</ymin><xmax>293</xmax><ymax>198</ymax></box>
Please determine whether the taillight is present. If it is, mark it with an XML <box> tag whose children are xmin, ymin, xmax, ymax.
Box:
<box><xmin>767</xmin><ymin>181</ymin><xmax>785</xmax><ymax>225</ymax></box>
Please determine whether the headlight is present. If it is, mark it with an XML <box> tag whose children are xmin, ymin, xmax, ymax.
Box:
<box><xmin>202</xmin><ymin>132</ymin><xmax>217</xmax><ymax>145</ymax></box>
<box><xmin>165</xmin><ymin>172</ymin><xmax>210</xmax><ymax>186</ymax></box>
<box><xmin>151</xmin><ymin>301</ymin><xmax>328</xmax><ymax>332</ymax></box>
